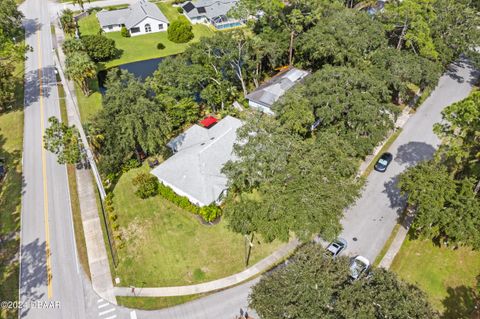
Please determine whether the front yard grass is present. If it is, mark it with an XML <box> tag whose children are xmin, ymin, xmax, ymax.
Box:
<box><xmin>75</xmin><ymin>79</ymin><xmax>102</xmax><ymax>123</ymax></box>
<box><xmin>112</xmin><ymin>164</ymin><xmax>281</xmax><ymax>288</ymax></box>
<box><xmin>78</xmin><ymin>12</ymin><xmax>214</xmax><ymax>68</ymax></box>
<box><xmin>390</xmin><ymin>237</ymin><xmax>480</xmax><ymax>317</ymax></box>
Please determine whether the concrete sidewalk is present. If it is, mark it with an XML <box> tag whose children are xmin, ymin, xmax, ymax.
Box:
<box><xmin>53</xmin><ymin>23</ymin><xmax>117</xmax><ymax>304</ymax></box>
<box><xmin>378</xmin><ymin>207</ymin><xmax>416</xmax><ymax>269</ymax></box>
<box><xmin>115</xmin><ymin>239</ymin><xmax>300</xmax><ymax>297</ymax></box>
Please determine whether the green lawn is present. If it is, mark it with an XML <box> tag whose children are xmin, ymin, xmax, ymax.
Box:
<box><xmin>75</xmin><ymin>79</ymin><xmax>102</xmax><ymax>123</ymax></box>
<box><xmin>78</xmin><ymin>10</ymin><xmax>214</xmax><ymax>68</ymax></box>
<box><xmin>0</xmin><ymin>52</ymin><xmax>24</xmax><ymax>319</ymax></box>
<box><xmin>390</xmin><ymin>237</ymin><xmax>480</xmax><ymax>318</ymax></box>
<box><xmin>112</xmin><ymin>164</ymin><xmax>281</xmax><ymax>287</ymax></box>
<box><xmin>157</xmin><ymin>2</ymin><xmax>182</xmax><ymax>21</ymax></box>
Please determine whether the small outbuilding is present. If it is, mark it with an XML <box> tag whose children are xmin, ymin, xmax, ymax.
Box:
<box><xmin>245</xmin><ymin>67</ymin><xmax>310</xmax><ymax>115</ymax></box>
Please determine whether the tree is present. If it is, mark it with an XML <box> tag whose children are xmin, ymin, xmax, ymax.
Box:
<box><xmin>297</xmin><ymin>8</ymin><xmax>387</xmax><ymax>69</ymax></box>
<box><xmin>65</xmin><ymin>51</ymin><xmax>96</xmax><ymax>95</ymax></box>
<box><xmin>132</xmin><ymin>172</ymin><xmax>159</xmax><ymax>199</ymax></box>
<box><xmin>250</xmin><ymin>243</ymin><xmax>438</xmax><ymax>319</ymax></box>
<box><xmin>167</xmin><ymin>16</ymin><xmax>194</xmax><ymax>43</ymax></box>
<box><xmin>94</xmin><ymin>70</ymin><xmax>172</xmax><ymax>174</ymax></box>
<box><xmin>44</xmin><ymin>117</ymin><xmax>83</xmax><ymax>165</ymax></box>
<box><xmin>60</xmin><ymin>9</ymin><xmax>76</xmax><ymax>36</ymax></box>
<box><xmin>81</xmin><ymin>34</ymin><xmax>117</xmax><ymax>62</ymax></box>
<box><xmin>399</xmin><ymin>161</ymin><xmax>480</xmax><ymax>249</ymax></box>
<box><xmin>164</xmin><ymin>98</ymin><xmax>200</xmax><ymax>130</ymax></box>
<box><xmin>71</xmin><ymin>0</ymin><xmax>91</xmax><ymax>11</ymax></box>
<box><xmin>335</xmin><ymin>268</ymin><xmax>439</xmax><ymax>318</ymax></box>
<box><xmin>369</xmin><ymin>47</ymin><xmax>442</xmax><ymax>103</ymax></box>
<box><xmin>0</xmin><ymin>63</ymin><xmax>15</xmax><ymax>111</ymax></box>
<box><xmin>433</xmin><ymin>91</ymin><xmax>480</xmax><ymax>177</ymax></box>
<box><xmin>381</xmin><ymin>0</ymin><xmax>438</xmax><ymax>60</ymax></box>
<box><xmin>62</xmin><ymin>38</ymin><xmax>85</xmax><ymax>56</ymax></box>
<box><xmin>279</xmin><ymin>66</ymin><xmax>397</xmax><ymax>157</ymax></box>
<box><xmin>223</xmin><ymin>117</ymin><xmax>360</xmax><ymax>242</ymax></box>
<box><xmin>430</xmin><ymin>0</ymin><xmax>480</xmax><ymax>65</ymax></box>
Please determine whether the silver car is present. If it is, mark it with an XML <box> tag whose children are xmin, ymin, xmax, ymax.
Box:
<box><xmin>325</xmin><ymin>238</ymin><xmax>347</xmax><ymax>258</ymax></box>
<box><xmin>350</xmin><ymin>256</ymin><xmax>370</xmax><ymax>280</ymax></box>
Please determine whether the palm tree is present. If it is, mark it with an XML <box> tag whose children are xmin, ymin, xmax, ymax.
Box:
<box><xmin>60</xmin><ymin>9</ymin><xmax>76</xmax><ymax>36</ymax></box>
<box><xmin>65</xmin><ymin>52</ymin><xmax>96</xmax><ymax>96</ymax></box>
<box><xmin>71</xmin><ymin>0</ymin><xmax>90</xmax><ymax>11</ymax></box>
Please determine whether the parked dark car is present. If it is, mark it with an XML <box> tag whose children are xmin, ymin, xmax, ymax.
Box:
<box><xmin>325</xmin><ymin>238</ymin><xmax>347</xmax><ymax>258</ymax></box>
<box><xmin>374</xmin><ymin>152</ymin><xmax>393</xmax><ymax>172</ymax></box>
<box><xmin>0</xmin><ymin>157</ymin><xmax>6</xmax><ymax>182</ymax></box>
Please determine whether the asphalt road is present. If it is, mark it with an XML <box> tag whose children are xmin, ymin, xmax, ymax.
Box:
<box><xmin>340</xmin><ymin>58</ymin><xmax>479</xmax><ymax>263</ymax></box>
<box><xmin>19</xmin><ymin>0</ymin><xmax>87</xmax><ymax>317</ymax></box>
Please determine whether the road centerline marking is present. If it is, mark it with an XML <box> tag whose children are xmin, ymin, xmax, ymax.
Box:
<box><xmin>37</xmin><ymin>25</ymin><xmax>53</xmax><ymax>299</ymax></box>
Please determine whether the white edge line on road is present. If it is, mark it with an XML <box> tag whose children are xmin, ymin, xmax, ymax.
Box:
<box><xmin>98</xmin><ymin>307</ymin><xmax>116</xmax><ymax>316</ymax></box>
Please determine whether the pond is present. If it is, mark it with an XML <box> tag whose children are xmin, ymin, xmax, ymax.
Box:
<box><xmin>98</xmin><ymin>57</ymin><xmax>165</xmax><ymax>91</ymax></box>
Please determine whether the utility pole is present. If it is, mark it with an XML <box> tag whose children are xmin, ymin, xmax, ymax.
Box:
<box><xmin>244</xmin><ymin>233</ymin><xmax>254</xmax><ymax>267</ymax></box>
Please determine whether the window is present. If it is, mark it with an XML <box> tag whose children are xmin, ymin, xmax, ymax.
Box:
<box><xmin>145</xmin><ymin>23</ymin><xmax>151</xmax><ymax>33</ymax></box>
<box><xmin>130</xmin><ymin>27</ymin><xmax>140</xmax><ymax>33</ymax></box>
<box><xmin>108</xmin><ymin>25</ymin><xmax>113</xmax><ymax>30</ymax></box>
<box><xmin>158</xmin><ymin>24</ymin><xmax>163</xmax><ymax>30</ymax></box>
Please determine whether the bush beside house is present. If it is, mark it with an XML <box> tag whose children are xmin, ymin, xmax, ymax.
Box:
<box><xmin>121</xmin><ymin>26</ymin><xmax>130</xmax><ymax>38</ymax></box>
<box><xmin>81</xmin><ymin>34</ymin><xmax>118</xmax><ymax>62</ymax></box>
<box><xmin>167</xmin><ymin>16</ymin><xmax>194</xmax><ymax>43</ymax></box>
<box><xmin>157</xmin><ymin>183</ymin><xmax>222</xmax><ymax>222</ymax></box>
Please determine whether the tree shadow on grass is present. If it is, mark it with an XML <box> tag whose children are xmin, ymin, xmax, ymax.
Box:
<box><xmin>441</xmin><ymin>284</ymin><xmax>480</xmax><ymax>319</ymax></box>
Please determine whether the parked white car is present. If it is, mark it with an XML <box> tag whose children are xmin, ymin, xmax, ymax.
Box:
<box><xmin>349</xmin><ymin>255</ymin><xmax>370</xmax><ymax>280</ymax></box>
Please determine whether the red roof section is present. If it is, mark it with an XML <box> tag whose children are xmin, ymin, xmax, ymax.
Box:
<box><xmin>200</xmin><ymin>116</ymin><xmax>218</xmax><ymax>128</ymax></box>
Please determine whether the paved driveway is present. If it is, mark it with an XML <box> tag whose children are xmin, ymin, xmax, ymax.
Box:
<box><xmin>340</xmin><ymin>58</ymin><xmax>479</xmax><ymax>262</ymax></box>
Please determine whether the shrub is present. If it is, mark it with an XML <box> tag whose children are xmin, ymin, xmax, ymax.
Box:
<box><xmin>121</xmin><ymin>26</ymin><xmax>130</xmax><ymax>38</ymax></box>
<box><xmin>81</xmin><ymin>34</ymin><xmax>118</xmax><ymax>62</ymax></box>
<box><xmin>177</xmin><ymin>7</ymin><xmax>183</xmax><ymax>13</ymax></box>
<box><xmin>157</xmin><ymin>42</ymin><xmax>165</xmax><ymax>50</ymax></box>
<box><xmin>132</xmin><ymin>173</ymin><xmax>159</xmax><ymax>199</ymax></box>
<box><xmin>167</xmin><ymin>16</ymin><xmax>194</xmax><ymax>43</ymax></box>
<box><xmin>157</xmin><ymin>183</ymin><xmax>222</xmax><ymax>222</ymax></box>
<box><xmin>121</xmin><ymin>159</ymin><xmax>140</xmax><ymax>173</ymax></box>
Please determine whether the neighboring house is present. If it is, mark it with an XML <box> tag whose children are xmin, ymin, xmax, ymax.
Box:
<box><xmin>182</xmin><ymin>0</ymin><xmax>243</xmax><ymax>30</ymax></box>
<box><xmin>151</xmin><ymin>116</ymin><xmax>243</xmax><ymax>207</ymax></box>
<box><xmin>96</xmin><ymin>0</ymin><xmax>169</xmax><ymax>36</ymax></box>
<box><xmin>245</xmin><ymin>67</ymin><xmax>310</xmax><ymax>115</ymax></box>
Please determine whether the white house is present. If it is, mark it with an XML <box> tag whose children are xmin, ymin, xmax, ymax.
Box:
<box><xmin>96</xmin><ymin>0</ymin><xmax>169</xmax><ymax>36</ymax></box>
<box><xmin>182</xmin><ymin>0</ymin><xmax>243</xmax><ymax>30</ymax></box>
<box><xmin>151</xmin><ymin>116</ymin><xmax>243</xmax><ymax>207</ymax></box>
<box><xmin>245</xmin><ymin>67</ymin><xmax>310</xmax><ymax>115</ymax></box>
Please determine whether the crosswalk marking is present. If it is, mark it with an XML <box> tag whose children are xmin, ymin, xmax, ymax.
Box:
<box><xmin>130</xmin><ymin>311</ymin><xmax>137</xmax><ymax>319</ymax></box>
<box><xmin>97</xmin><ymin>299</ymin><xmax>104</xmax><ymax>303</ymax></box>
<box><xmin>103</xmin><ymin>315</ymin><xmax>117</xmax><ymax>319</ymax></box>
<box><xmin>98</xmin><ymin>302</ymin><xmax>110</xmax><ymax>309</ymax></box>
<box><xmin>99</xmin><ymin>307</ymin><xmax>116</xmax><ymax>316</ymax></box>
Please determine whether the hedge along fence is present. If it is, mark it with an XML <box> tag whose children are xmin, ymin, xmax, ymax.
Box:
<box><xmin>157</xmin><ymin>183</ymin><xmax>222</xmax><ymax>223</ymax></box>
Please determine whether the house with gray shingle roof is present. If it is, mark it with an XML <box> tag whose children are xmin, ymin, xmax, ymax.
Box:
<box><xmin>181</xmin><ymin>0</ymin><xmax>243</xmax><ymax>30</ymax></box>
<box><xmin>96</xmin><ymin>0</ymin><xmax>169</xmax><ymax>36</ymax></box>
<box><xmin>245</xmin><ymin>67</ymin><xmax>310</xmax><ymax>115</ymax></box>
<box><xmin>151</xmin><ymin>116</ymin><xmax>243</xmax><ymax>207</ymax></box>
